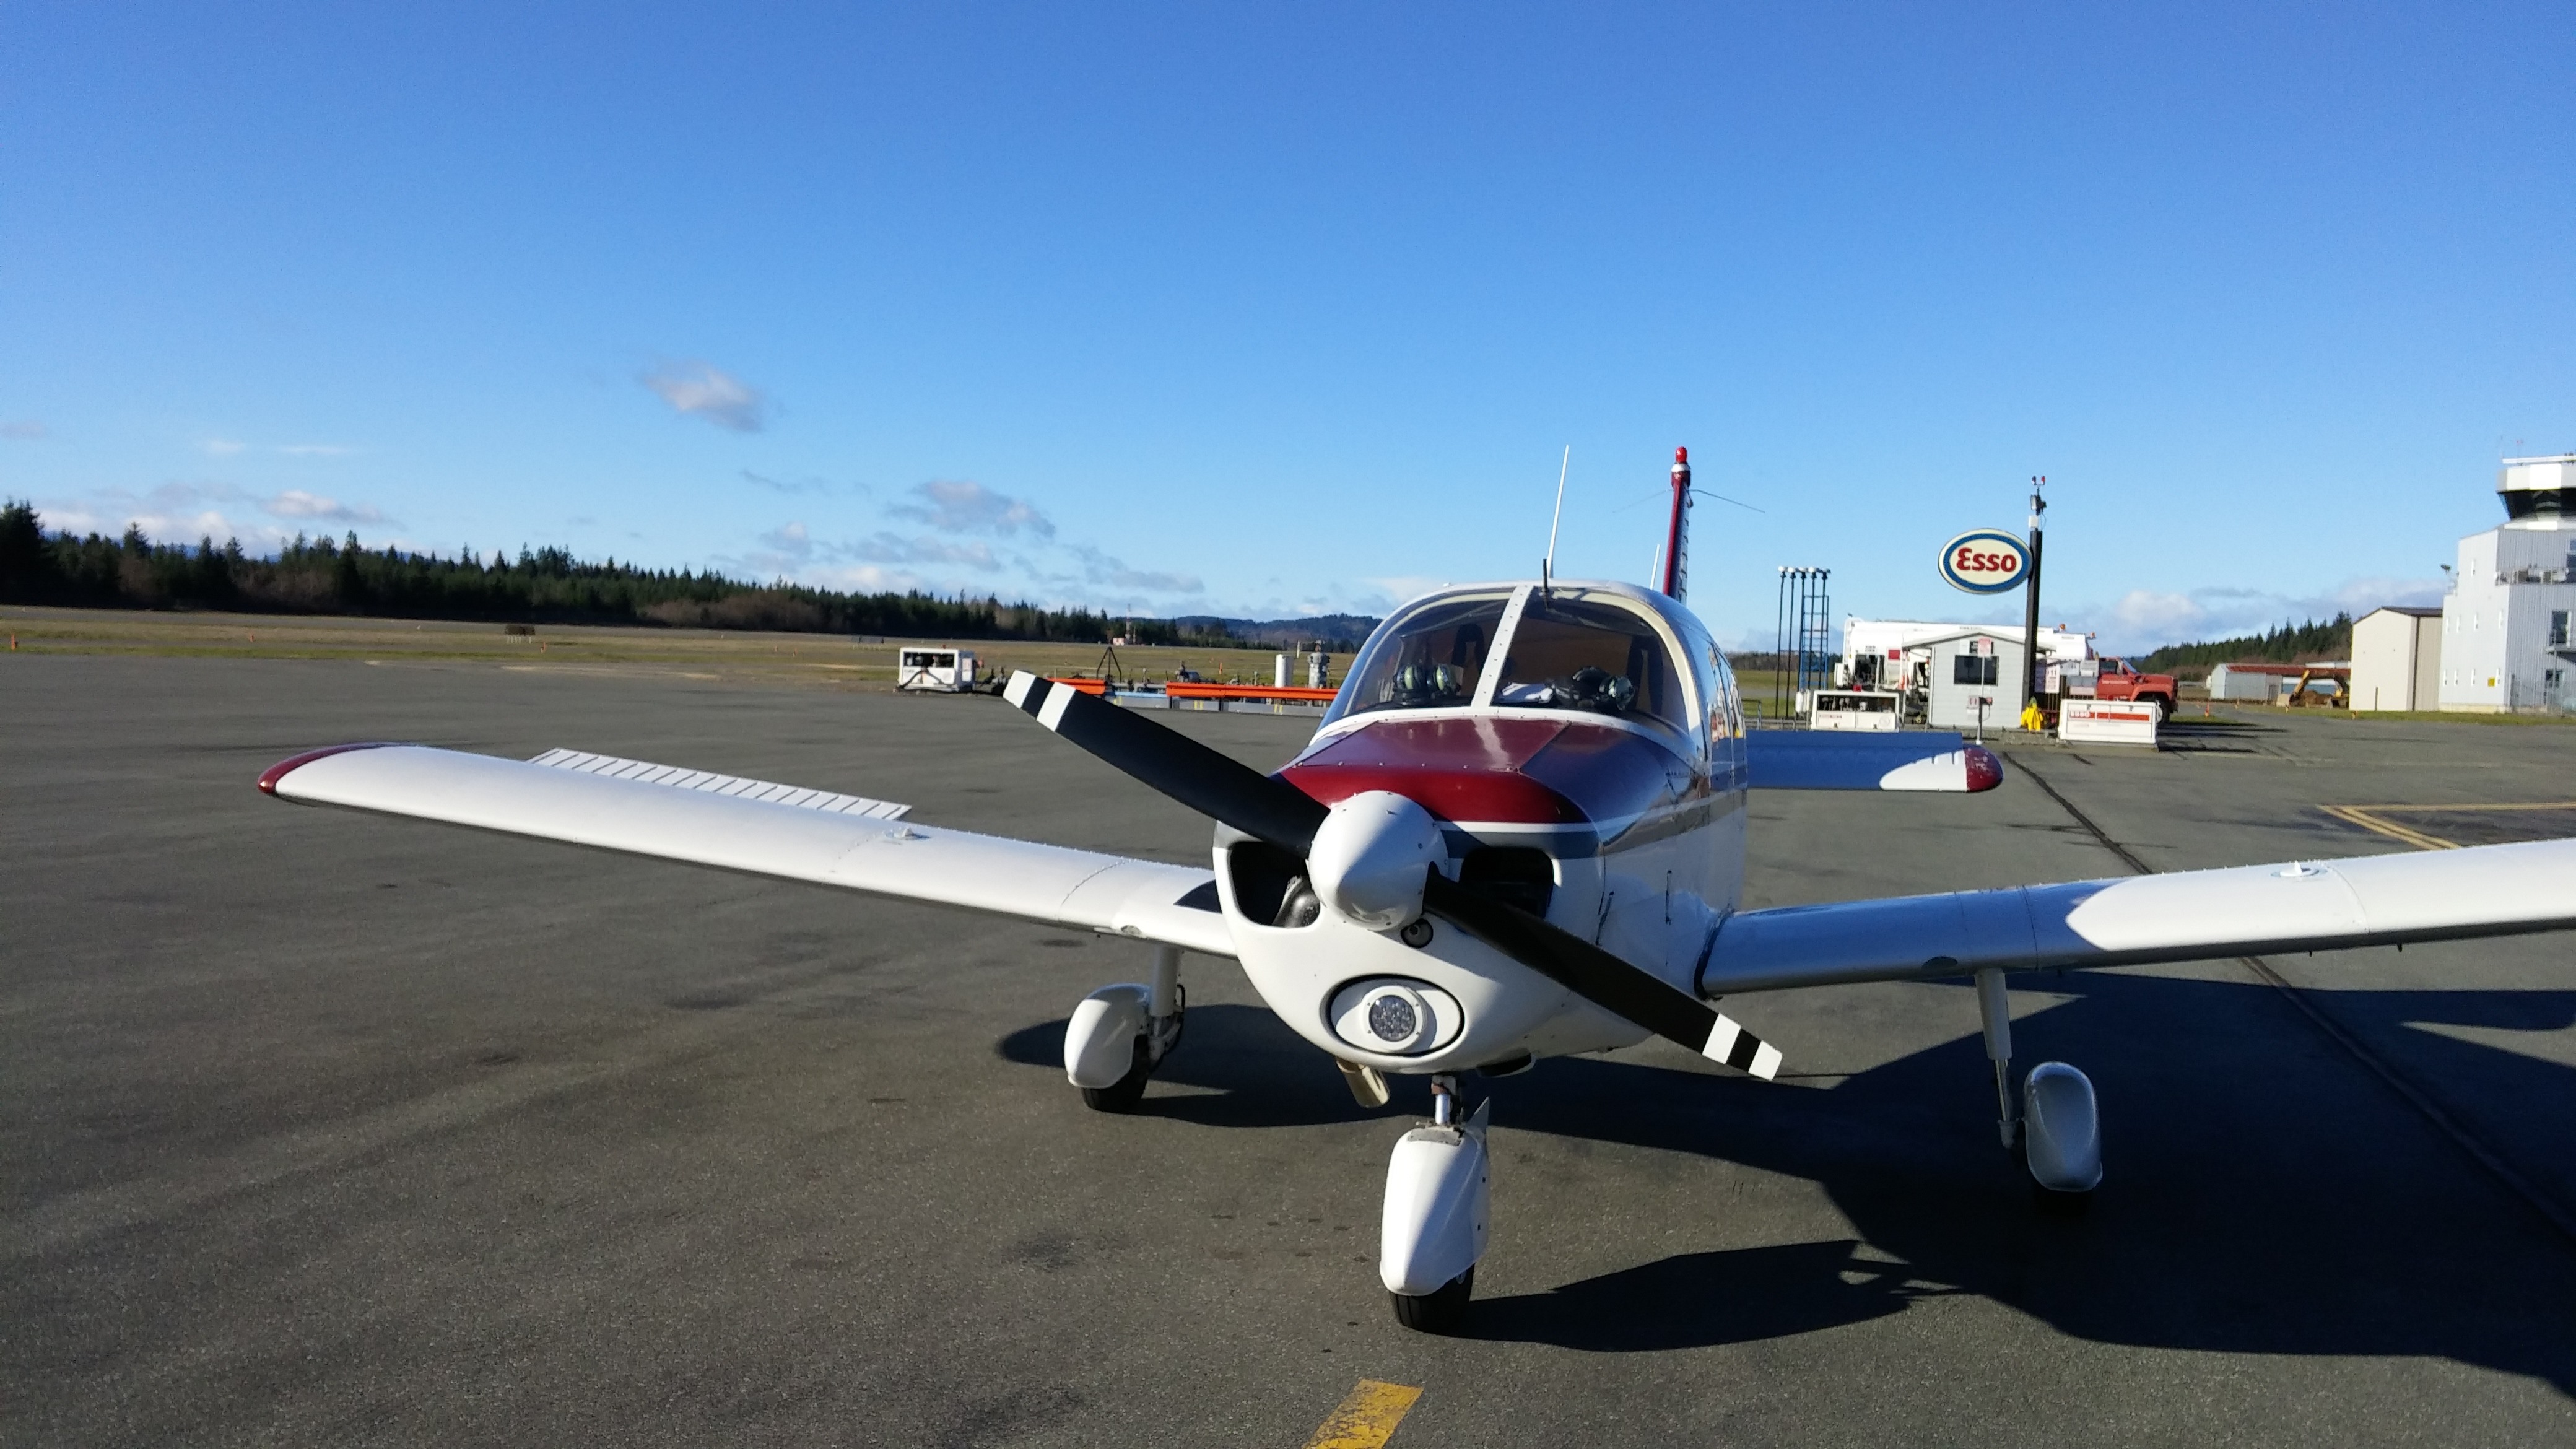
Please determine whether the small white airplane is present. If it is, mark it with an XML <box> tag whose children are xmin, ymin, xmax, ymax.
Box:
<box><xmin>259</xmin><ymin>449</ymin><xmax>2576</xmax><ymax>1333</ymax></box>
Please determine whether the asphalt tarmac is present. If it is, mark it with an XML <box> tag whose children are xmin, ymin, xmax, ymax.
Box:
<box><xmin>6</xmin><ymin>657</ymin><xmax>2574</xmax><ymax>1447</ymax></box>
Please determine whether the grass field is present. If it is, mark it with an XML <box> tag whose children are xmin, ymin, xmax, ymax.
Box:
<box><xmin>0</xmin><ymin>605</ymin><xmax>1314</xmax><ymax>692</ymax></box>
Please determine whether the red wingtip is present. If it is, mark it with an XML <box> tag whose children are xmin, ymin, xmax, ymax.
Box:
<box><xmin>1674</xmin><ymin>446</ymin><xmax>1689</xmax><ymax>465</ymax></box>
<box><xmin>1963</xmin><ymin>744</ymin><xmax>2004</xmax><ymax>793</ymax></box>
<box><xmin>258</xmin><ymin>742</ymin><xmax>395</xmax><ymax>795</ymax></box>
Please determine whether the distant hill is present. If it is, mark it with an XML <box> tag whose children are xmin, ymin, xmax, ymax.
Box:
<box><xmin>1169</xmin><ymin>614</ymin><xmax>1382</xmax><ymax>650</ymax></box>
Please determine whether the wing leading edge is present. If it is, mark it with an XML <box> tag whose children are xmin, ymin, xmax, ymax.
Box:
<box><xmin>260</xmin><ymin>744</ymin><xmax>1232</xmax><ymax>957</ymax></box>
<box><xmin>1702</xmin><ymin>836</ymin><xmax>2576</xmax><ymax>994</ymax></box>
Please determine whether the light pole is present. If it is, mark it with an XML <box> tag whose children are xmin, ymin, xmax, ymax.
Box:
<box><xmin>2021</xmin><ymin>476</ymin><xmax>2047</xmax><ymax>723</ymax></box>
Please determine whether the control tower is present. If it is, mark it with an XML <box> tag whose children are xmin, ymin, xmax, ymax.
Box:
<box><xmin>2437</xmin><ymin>455</ymin><xmax>2576</xmax><ymax>711</ymax></box>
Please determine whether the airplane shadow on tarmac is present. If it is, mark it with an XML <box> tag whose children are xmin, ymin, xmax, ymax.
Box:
<box><xmin>999</xmin><ymin>972</ymin><xmax>2576</xmax><ymax>1385</ymax></box>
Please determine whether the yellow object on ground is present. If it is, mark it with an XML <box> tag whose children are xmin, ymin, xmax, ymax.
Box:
<box><xmin>1303</xmin><ymin>1379</ymin><xmax>1424</xmax><ymax>1448</ymax></box>
<box><xmin>2021</xmin><ymin>700</ymin><xmax>2046</xmax><ymax>732</ymax></box>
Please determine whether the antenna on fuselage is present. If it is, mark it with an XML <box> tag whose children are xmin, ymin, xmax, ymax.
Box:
<box><xmin>1542</xmin><ymin>445</ymin><xmax>1570</xmax><ymax>596</ymax></box>
<box><xmin>1659</xmin><ymin>446</ymin><xmax>1692</xmax><ymax>601</ymax></box>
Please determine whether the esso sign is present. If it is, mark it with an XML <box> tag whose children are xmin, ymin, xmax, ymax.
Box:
<box><xmin>1938</xmin><ymin>529</ymin><xmax>2030</xmax><ymax>594</ymax></box>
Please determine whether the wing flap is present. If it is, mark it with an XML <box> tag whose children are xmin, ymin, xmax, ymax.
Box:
<box><xmin>1703</xmin><ymin>837</ymin><xmax>2576</xmax><ymax>994</ymax></box>
<box><xmin>264</xmin><ymin>744</ymin><xmax>1232</xmax><ymax>957</ymax></box>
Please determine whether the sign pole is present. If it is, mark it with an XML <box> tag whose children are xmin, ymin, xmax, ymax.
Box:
<box><xmin>2021</xmin><ymin>476</ymin><xmax>2047</xmax><ymax>721</ymax></box>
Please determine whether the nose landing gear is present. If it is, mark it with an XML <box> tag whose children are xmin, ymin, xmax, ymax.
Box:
<box><xmin>1382</xmin><ymin>1073</ymin><xmax>1490</xmax><ymax>1334</ymax></box>
<box><xmin>1063</xmin><ymin>945</ymin><xmax>1186</xmax><ymax>1112</ymax></box>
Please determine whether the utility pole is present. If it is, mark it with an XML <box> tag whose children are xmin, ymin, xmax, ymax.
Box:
<box><xmin>2021</xmin><ymin>476</ymin><xmax>2047</xmax><ymax>721</ymax></box>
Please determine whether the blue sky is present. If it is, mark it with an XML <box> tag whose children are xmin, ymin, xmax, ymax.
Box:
<box><xmin>3</xmin><ymin>2</ymin><xmax>2568</xmax><ymax>650</ymax></box>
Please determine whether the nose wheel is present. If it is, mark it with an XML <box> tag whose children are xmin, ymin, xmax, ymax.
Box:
<box><xmin>1382</xmin><ymin>1074</ymin><xmax>1490</xmax><ymax>1334</ymax></box>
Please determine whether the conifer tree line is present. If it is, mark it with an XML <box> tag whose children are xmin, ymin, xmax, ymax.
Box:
<box><xmin>0</xmin><ymin>501</ymin><xmax>1237</xmax><ymax>645</ymax></box>
<box><xmin>2135</xmin><ymin>613</ymin><xmax>2354</xmax><ymax>674</ymax></box>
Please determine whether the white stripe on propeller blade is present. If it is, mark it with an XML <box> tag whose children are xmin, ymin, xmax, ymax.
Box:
<box><xmin>1700</xmin><ymin>1012</ymin><xmax>1782</xmax><ymax>1080</ymax></box>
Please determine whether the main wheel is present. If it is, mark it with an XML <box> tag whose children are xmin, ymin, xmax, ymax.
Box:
<box><xmin>1389</xmin><ymin>1265</ymin><xmax>1474</xmax><ymax>1335</ymax></box>
<box><xmin>1079</xmin><ymin>1035</ymin><xmax>1152</xmax><ymax>1113</ymax></box>
<box><xmin>2022</xmin><ymin>1138</ymin><xmax>2094</xmax><ymax>1215</ymax></box>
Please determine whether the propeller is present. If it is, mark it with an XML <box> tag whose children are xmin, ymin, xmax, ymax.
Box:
<box><xmin>1001</xmin><ymin>672</ymin><xmax>1780</xmax><ymax>1079</ymax></box>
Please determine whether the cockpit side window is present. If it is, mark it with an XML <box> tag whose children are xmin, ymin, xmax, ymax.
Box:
<box><xmin>1490</xmin><ymin>597</ymin><xmax>1692</xmax><ymax>734</ymax></box>
<box><xmin>1333</xmin><ymin>594</ymin><xmax>1512</xmax><ymax>720</ymax></box>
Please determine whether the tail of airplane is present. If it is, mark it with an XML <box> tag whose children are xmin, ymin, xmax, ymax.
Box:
<box><xmin>1659</xmin><ymin>446</ymin><xmax>1690</xmax><ymax>601</ymax></box>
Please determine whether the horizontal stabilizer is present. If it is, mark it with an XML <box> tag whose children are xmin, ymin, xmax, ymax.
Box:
<box><xmin>1701</xmin><ymin>835</ymin><xmax>2576</xmax><ymax>994</ymax></box>
<box><xmin>1743</xmin><ymin>731</ymin><xmax>2003</xmax><ymax>792</ymax></box>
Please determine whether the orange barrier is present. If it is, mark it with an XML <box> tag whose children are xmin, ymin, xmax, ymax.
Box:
<box><xmin>1162</xmin><ymin>682</ymin><xmax>1339</xmax><ymax>703</ymax></box>
<box><xmin>1043</xmin><ymin>677</ymin><xmax>1112</xmax><ymax>695</ymax></box>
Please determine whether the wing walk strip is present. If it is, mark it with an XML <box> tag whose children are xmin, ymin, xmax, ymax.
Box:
<box><xmin>2011</xmin><ymin>752</ymin><xmax>2576</xmax><ymax>1248</ymax></box>
<box><xmin>526</xmin><ymin>748</ymin><xmax>910</xmax><ymax>820</ymax></box>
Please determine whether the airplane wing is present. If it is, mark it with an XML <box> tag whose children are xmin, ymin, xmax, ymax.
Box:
<box><xmin>1742</xmin><ymin>731</ymin><xmax>2003</xmax><ymax>792</ymax></box>
<box><xmin>1700</xmin><ymin>836</ymin><xmax>2576</xmax><ymax>994</ymax></box>
<box><xmin>257</xmin><ymin>743</ymin><xmax>1234</xmax><ymax>957</ymax></box>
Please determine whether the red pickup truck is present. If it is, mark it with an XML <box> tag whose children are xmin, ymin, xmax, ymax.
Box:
<box><xmin>2092</xmin><ymin>658</ymin><xmax>2178</xmax><ymax>718</ymax></box>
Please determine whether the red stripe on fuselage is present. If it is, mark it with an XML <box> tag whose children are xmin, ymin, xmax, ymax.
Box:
<box><xmin>1280</xmin><ymin>716</ymin><xmax>1694</xmax><ymax>827</ymax></box>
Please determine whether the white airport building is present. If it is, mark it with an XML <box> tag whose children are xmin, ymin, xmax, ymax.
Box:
<box><xmin>2349</xmin><ymin>608</ymin><xmax>2441</xmax><ymax>712</ymax></box>
<box><xmin>2430</xmin><ymin>455</ymin><xmax>2576</xmax><ymax>713</ymax></box>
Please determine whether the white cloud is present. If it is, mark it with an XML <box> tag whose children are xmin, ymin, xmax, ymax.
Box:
<box><xmin>889</xmin><ymin>479</ymin><xmax>1054</xmax><ymax>537</ymax></box>
<box><xmin>1066</xmin><ymin>543</ymin><xmax>1201</xmax><ymax>594</ymax></box>
<box><xmin>198</xmin><ymin>437</ymin><xmax>246</xmax><ymax>456</ymax></box>
<box><xmin>43</xmin><ymin>503</ymin><xmax>243</xmax><ymax>545</ymax></box>
<box><xmin>742</xmin><ymin>469</ymin><xmax>864</xmax><ymax>497</ymax></box>
<box><xmin>1</xmin><ymin>420</ymin><xmax>45</xmax><ymax>440</ymax></box>
<box><xmin>1353</xmin><ymin>576</ymin><xmax>1449</xmax><ymax>611</ymax></box>
<box><xmin>759</xmin><ymin>521</ymin><xmax>814</xmax><ymax>559</ymax></box>
<box><xmin>845</xmin><ymin>533</ymin><xmax>999</xmax><ymax>570</ymax></box>
<box><xmin>32</xmin><ymin>484</ymin><xmax>259</xmax><ymax>547</ymax></box>
<box><xmin>264</xmin><ymin>489</ymin><xmax>389</xmax><ymax>524</ymax></box>
<box><xmin>798</xmin><ymin>563</ymin><xmax>929</xmax><ymax>594</ymax></box>
<box><xmin>2106</xmin><ymin>589</ymin><xmax>2209</xmax><ymax>643</ymax></box>
<box><xmin>2072</xmin><ymin>574</ymin><xmax>2445</xmax><ymax>654</ymax></box>
<box><xmin>642</xmin><ymin>361</ymin><xmax>767</xmax><ymax>432</ymax></box>
<box><xmin>276</xmin><ymin>442</ymin><xmax>356</xmax><ymax>457</ymax></box>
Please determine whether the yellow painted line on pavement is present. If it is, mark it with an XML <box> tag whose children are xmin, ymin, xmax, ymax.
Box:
<box><xmin>1302</xmin><ymin>1379</ymin><xmax>1423</xmax><ymax>1448</ymax></box>
<box><xmin>2320</xmin><ymin>805</ymin><xmax>2458</xmax><ymax>851</ymax></box>
<box><xmin>2321</xmin><ymin>801</ymin><xmax>2576</xmax><ymax>853</ymax></box>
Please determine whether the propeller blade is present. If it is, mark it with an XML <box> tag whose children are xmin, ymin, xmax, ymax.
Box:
<box><xmin>1002</xmin><ymin>672</ymin><xmax>1328</xmax><ymax>853</ymax></box>
<box><xmin>1000</xmin><ymin>671</ymin><xmax>1777</xmax><ymax>1079</ymax></box>
<box><xmin>1421</xmin><ymin>872</ymin><xmax>1781</xmax><ymax>1079</ymax></box>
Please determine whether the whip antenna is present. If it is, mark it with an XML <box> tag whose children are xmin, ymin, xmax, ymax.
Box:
<box><xmin>1542</xmin><ymin>445</ymin><xmax>1570</xmax><ymax>595</ymax></box>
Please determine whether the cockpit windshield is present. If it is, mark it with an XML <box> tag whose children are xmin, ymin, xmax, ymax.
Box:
<box><xmin>1491</xmin><ymin>596</ymin><xmax>1690</xmax><ymax>733</ymax></box>
<box><xmin>1336</xmin><ymin>594</ymin><xmax>1510</xmax><ymax>718</ymax></box>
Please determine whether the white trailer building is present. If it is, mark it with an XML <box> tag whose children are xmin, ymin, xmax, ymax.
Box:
<box><xmin>2204</xmin><ymin>663</ymin><xmax>2275</xmax><ymax>702</ymax></box>
<box><xmin>2439</xmin><ymin>455</ymin><xmax>2576</xmax><ymax>713</ymax></box>
<box><xmin>1917</xmin><ymin>628</ymin><xmax>2027</xmax><ymax>732</ymax></box>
